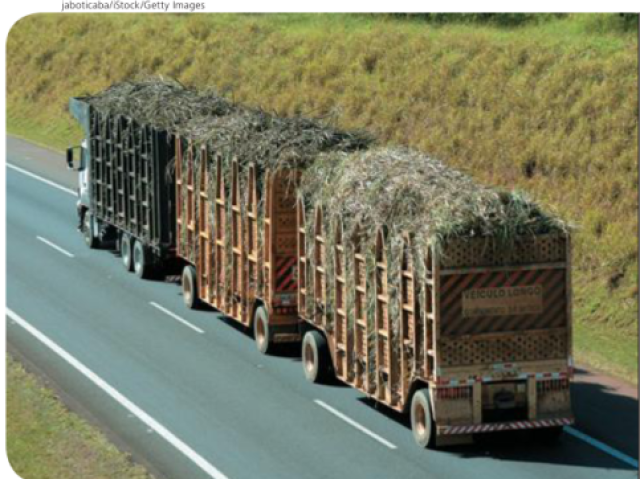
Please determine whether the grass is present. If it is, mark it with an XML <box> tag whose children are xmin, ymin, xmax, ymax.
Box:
<box><xmin>6</xmin><ymin>354</ymin><xmax>152</xmax><ymax>479</ymax></box>
<box><xmin>6</xmin><ymin>13</ymin><xmax>637</xmax><ymax>382</ymax></box>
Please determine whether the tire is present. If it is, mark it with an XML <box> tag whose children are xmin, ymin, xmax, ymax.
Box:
<box><xmin>253</xmin><ymin>306</ymin><xmax>274</xmax><ymax>355</ymax></box>
<box><xmin>302</xmin><ymin>330</ymin><xmax>331</xmax><ymax>383</ymax></box>
<box><xmin>182</xmin><ymin>265</ymin><xmax>199</xmax><ymax>309</ymax></box>
<box><xmin>133</xmin><ymin>239</ymin><xmax>152</xmax><ymax>279</ymax></box>
<box><xmin>121</xmin><ymin>233</ymin><xmax>133</xmax><ymax>272</ymax></box>
<box><xmin>411</xmin><ymin>388</ymin><xmax>437</xmax><ymax>449</ymax></box>
<box><xmin>83</xmin><ymin>212</ymin><xmax>98</xmax><ymax>249</ymax></box>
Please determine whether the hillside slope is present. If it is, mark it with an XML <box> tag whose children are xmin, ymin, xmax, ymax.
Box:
<box><xmin>6</xmin><ymin>14</ymin><xmax>638</xmax><ymax>381</ymax></box>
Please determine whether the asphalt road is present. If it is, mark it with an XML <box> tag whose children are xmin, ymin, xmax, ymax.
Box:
<box><xmin>6</xmin><ymin>136</ymin><xmax>639</xmax><ymax>479</ymax></box>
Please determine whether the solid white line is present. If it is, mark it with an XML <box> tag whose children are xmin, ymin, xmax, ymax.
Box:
<box><xmin>6</xmin><ymin>307</ymin><xmax>228</xmax><ymax>479</ymax></box>
<box><xmin>150</xmin><ymin>302</ymin><xmax>205</xmax><ymax>334</ymax></box>
<box><xmin>314</xmin><ymin>399</ymin><xmax>397</xmax><ymax>450</ymax></box>
<box><xmin>7</xmin><ymin>162</ymin><xmax>76</xmax><ymax>196</ymax></box>
<box><xmin>566</xmin><ymin>426</ymin><xmax>638</xmax><ymax>469</ymax></box>
<box><xmin>36</xmin><ymin>236</ymin><xmax>75</xmax><ymax>258</ymax></box>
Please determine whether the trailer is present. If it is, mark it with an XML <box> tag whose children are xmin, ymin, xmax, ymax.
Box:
<box><xmin>68</xmin><ymin>98</ymin><xmax>176</xmax><ymax>278</ymax></box>
<box><xmin>174</xmin><ymin>139</ymin><xmax>301</xmax><ymax>353</ymax></box>
<box><xmin>297</xmin><ymin>209</ymin><xmax>574</xmax><ymax>448</ymax></box>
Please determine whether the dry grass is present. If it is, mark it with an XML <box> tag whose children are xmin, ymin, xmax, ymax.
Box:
<box><xmin>300</xmin><ymin>147</ymin><xmax>566</xmax><ymax>253</ymax></box>
<box><xmin>7</xmin><ymin>13</ymin><xmax>637</xmax><ymax>379</ymax></box>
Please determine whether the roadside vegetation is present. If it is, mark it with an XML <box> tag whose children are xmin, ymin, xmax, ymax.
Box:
<box><xmin>6</xmin><ymin>354</ymin><xmax>152</xmax><ymax>479</ymax></box>
<box><xmin>6</xmin><ymin>13</ymin><xmax>637</xmax><ymax>381</ymax></box>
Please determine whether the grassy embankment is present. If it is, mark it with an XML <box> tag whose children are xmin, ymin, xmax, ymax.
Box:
<box><xmin>6</xmin><ymin>354</ymin><xmax>152</xmax><ymax>479</ymax></box>
<box><xmin>7</xmin><ymin>14</ymin><xmax>638</xmax><ymax>381</ymax></box>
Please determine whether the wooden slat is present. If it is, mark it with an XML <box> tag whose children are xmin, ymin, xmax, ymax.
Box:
<box><xmin>214</xmin><ymin>155</ymin><xmax>226</xmax><ymax>312</ymax></box>
<box><xmin>353</xmin><ymin>226</ymin><xmax>368</xmax><ymax>392</ymax></box>
<box><xmin>440</xmin><ymin>262</ymin><xmax>566</xmax><ymax>276</ymax></box>
<box><xmin>246</xmin><ymin>164</ymin><xmax>259</xmax><ymax>307</ymax></box>
<box><xmin>197</xmin><ymin>147</ymin><xmax>210</xmax><ymax>303</ymax></box>
<box><xmin>231</xmin><ymin>159</ymin><xmax>246</xmax><ymax>324</ymax></box>
<box><xmin>334</xmin><ymin>218</ymin><xmax>350</xmax><ymax>382</ymax></box>
<box><xmin>313</xmin><ymin>205</ymin><xmax>326</xmax><ymax>327</ymax></box>
<box><xmin>297</xmin><ymin>198</ymin><xmax>307</xmax><ymax>319</ymax></box>
<box><xmin>375</xmin><ymin>228</ymin><xmax>397</xmax><ymax>405</ymax></box>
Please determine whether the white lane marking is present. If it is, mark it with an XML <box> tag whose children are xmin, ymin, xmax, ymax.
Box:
<box><xmin>6</xmin><ymin>307</ymin><xmax>228</xmax><ymax>479</ymax></box>
<box><xmin>7</xmin><ymin>162</ymin><xmax>76</xmax><ymax>196</ymax></box>
<box><xmin>566</xmin><ymin>426</ymin><xmax>638</xmax><ymax>469</ymax></box>
<box><xmin>150</xmin><ymin>302</ymin><xmax>205</xmax><ymax>334</ymax></box>
<box><xmin>36</xmin><ymin>236</ymin><xmax>75</xmax><ymax>258</ymax></box>
<box><xmin>314</xmin><ymin>399</ymin><xmax>397</xmax><ymax>450</ymax></box>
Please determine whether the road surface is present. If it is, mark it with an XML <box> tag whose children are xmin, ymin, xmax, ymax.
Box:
<box><xmin>6</xmin><ymin>136</ymin><xmax>638</xmax><ymax>479</ymax></box>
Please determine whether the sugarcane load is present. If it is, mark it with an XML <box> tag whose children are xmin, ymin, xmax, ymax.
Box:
<box><xmin>67</xmin><ymin>77</ymin><xmax>573</xmax><ymax>449</ymax></box>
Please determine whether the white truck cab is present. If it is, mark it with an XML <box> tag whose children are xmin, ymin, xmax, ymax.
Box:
<box><xmin>66</xmin><ymin>139</ymin><xmax>90</xmax><ymax>206</ymax></box>
<box><xmin>78</xmin><ymin>139</ymin><xmax>90</xmax><ymax>208</ymax></box>
<box><xmin>67</xmin><ymin>139</ymin><xmax>95</xmax><ymax>244</ymax></box>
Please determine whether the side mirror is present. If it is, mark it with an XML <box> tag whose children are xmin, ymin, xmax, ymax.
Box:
<box><xmin>66</xmin><ymin>147</ymin><xmax>74</xmax><ymax>170</ymax></box>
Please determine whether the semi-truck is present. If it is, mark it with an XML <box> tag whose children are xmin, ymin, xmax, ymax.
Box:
<box><xmin>69</xmin><ymin>79</ymin><xmax>574</xmax><ymax>448</ymax></box>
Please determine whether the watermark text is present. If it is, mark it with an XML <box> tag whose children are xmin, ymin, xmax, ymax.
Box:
<box><xmin>62</xmin><ymin>0</ymin><xmax>206</xmax><ymax>12</ymax></box>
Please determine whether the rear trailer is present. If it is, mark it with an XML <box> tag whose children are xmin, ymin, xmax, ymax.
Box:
<box><xmin>298</xmin><ymin>211</ymin><xmax>573</xmax><ymax>448</ymax></box>
<box><xmin>69</xmin><ymin>98</ymin><xmax>176</xmax><ymax>277</ymax></box>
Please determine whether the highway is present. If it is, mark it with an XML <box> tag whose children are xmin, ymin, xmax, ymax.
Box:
<box><xmin>6</xmin><ymin>136</ymin><xmax>638</xmax><ymax>479</ymax></box>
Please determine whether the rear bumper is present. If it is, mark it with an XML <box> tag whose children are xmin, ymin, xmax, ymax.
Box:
<box><xmin>439</xmin><ymin>417</ymin><xmax>574</xmax><ymax>435</ymax></box>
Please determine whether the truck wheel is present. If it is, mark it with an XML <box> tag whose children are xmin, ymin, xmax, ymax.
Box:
<box><xmin>411</xmin><ymin>388</ymin><xmax>436</xmax><ymax>449</ymax></box>
<box><xmin>133</xmin><ymin>239</ymin><xmax>152</xmax><ymax>279</ymax></box>
<box><xmin>182</xmin><ymin>265</ymin><xmax>199</xmax><ymax>309</ymax></box>
<box><xmin>83</xmin><ymin>212</ymin><xmax>98</xmax><ymax>249</ymax></box>
<box><xmin>121</xmin><ymin>233</ymin><xmax>133</xmax><ymax>272</ymax></box>
<box><xmin>253</xmin><ymin>306</ymin><xmax>273</xmax><ymax>355</ymax></box>
<box><xmin>302</xmin><ymin>330</ymin><xmax>331</xmax><ymax>383</ymax></box>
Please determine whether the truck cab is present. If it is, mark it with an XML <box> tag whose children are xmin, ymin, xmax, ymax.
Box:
<box><xmin>67</xmin><ymin>139</ymin><xmax>90</xmax><ymax>206</ymax></box>
<box><xmin>67</xmin><ymin>139</ymin><xmax>94</xmax><ymax>244</ymax></box>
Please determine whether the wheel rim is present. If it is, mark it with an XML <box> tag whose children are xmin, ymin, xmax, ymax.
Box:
<box><xmin>256</xmin><ymin>315</ymin><xmax>266</xmax><ymax>346</ymax></box>
<box><xmin>134</xmin><ymin>245</ymin><xmax>142</xmax><ymax>272</ymax></box>
<box><xmin>415</xmin><ymin>402</ymin><xmax>427</xmax><ymax>437</ymax></box>
<box><xmin>304</xmin><ymin>341</ymin><xmax>315</xmax><ymax>374</ymax></box>
<box><xmin>184</xmin><ymin>275</ymin><xmax>192</xmax><ymax>304</ymax></box>
<box><xmin>122</xmin><ymin>238</ymin><xmax>130</xmax><ymax>266</ymax></box>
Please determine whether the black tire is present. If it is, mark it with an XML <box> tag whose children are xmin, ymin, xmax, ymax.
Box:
<box><xmin>83</xmin><ymin>211</ymin><xmax>98</xmax><ymax>249</ymax></box>
<box><xmin>533</xmin><ymin>426</ymin><xmax>564</xmax><ymax>443</ymax></box>
<box><xmin>121</xmin><ymin>233</ymin><xmax>133</xmax><ymax>272</ymax></box>
<box><xmin>253</xmin><ymin>306</ymin><xmax>274</xmax><ymax>355</ymax></box>
<box><xmin>133</xmin><ymin>239</ymin><xmax>152</xmax><ymax>279</ymax></box>
<box><xmin>411</xmin><ymin>388</ymin><xmax>437</xmax><ymax>449</ymax></box>
<box><xmin>302</xmin><ymin>330</ymin><xmax>331</xmax><ymax>383</ymax></box>
<box><xmin>182</xmin><ymin>265</ymin><xmax>199</xmax><ymax>309</ymax></box>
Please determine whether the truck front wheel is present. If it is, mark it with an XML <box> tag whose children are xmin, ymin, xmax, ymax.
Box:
<box><xmin>253</xmin><ymin>306</ymin><xmax>274</xmax><ymax>355</ymax></box>
<box><xmin>182</xmin><ymin>265</ymin><xmax>199</xmax><ymax>309</ymax></box>
<box><xmin>411</xmin><ymin>388</ymin><xmax>436</xmax><ymax>449</ymax></box>
<box><xmin>302</xmin><ymin>330</ymin><xmax>331</xmax><ymax>383</ymax></box>
<box><xmin>133</xmin><ymin>240</ymin><xmax>152</xmax><ymax>279</ymax></box>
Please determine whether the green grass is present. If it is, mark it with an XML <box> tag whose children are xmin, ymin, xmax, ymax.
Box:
<box><xmin>6</xmin><ymin>354</ymin><xmax>152</xmax><ymax>479</ymax></box>
<box><xmin>6</xmin><ymin>13</ymin><xmax>637</xmax><ymax>382</ymax></box>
